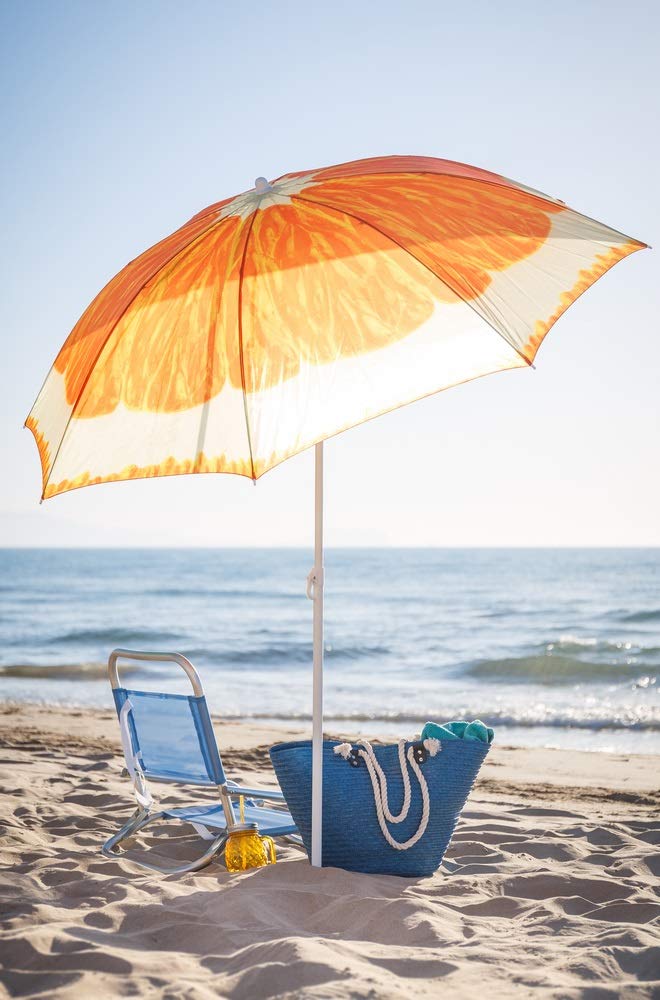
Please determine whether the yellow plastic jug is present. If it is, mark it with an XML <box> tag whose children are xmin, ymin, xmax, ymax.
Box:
<box><xmin>224</xmin><ymin>822</ymin><xmax>276</xmax><ymax>873</ymax></box>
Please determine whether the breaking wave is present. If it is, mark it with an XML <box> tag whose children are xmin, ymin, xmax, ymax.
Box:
<box><xmin>46</xmin><ymin>627</ymin><xmax>183</xmax><ymax>647</ymax></box>
<box><xmin>619</xmin><ymin>609</ymin><xmax>660</xmax><ymax>624</ymax></box>
<box><xmin>1</xmin><ymin>662</ymin><xmax>119</xmax><ymax>680</ymax></box>
<box><xmin>465</xmin><ymin>653</ymin><xmax>657</xmax><ymax>684</ymax></box>
<box><xmin>223</xmin><ymin>709</ymin><xmax>660</xmax><ymax>732</ymax></box>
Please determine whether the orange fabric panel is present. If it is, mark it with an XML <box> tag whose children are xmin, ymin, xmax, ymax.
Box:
<box><xmin>53</xmin><ymin>211</ymin><xmax>236</xmax><ymax>409</ymax></box>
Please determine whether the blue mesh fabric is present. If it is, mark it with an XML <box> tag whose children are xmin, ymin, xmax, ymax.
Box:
<box><xmin>188</xmin><ymin>697</ymin><xmax>225</xmax><ymax>784</ymax></box>
<box><xmin>113</xmin><ymin>688</ymin><xmax>225</xmax><ymax>785</ymax></box>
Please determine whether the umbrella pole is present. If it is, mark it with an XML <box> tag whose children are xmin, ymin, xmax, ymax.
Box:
<box><xmin>310</xmin><ymin>441</ymin><xmax>324</xmax><ymax>867</ymax></box>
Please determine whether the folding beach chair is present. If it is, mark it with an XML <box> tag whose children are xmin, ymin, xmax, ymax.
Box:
<box><xmin>103</xmin><ymin>648</ymin><xmax>300</xmax><ymax>874</ymax></box>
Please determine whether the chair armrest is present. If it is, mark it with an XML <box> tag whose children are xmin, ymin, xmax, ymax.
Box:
<box><xmin>227</xmin><ymin>785</ymin><xmax>286</xmax><ymax>803</ymax></box>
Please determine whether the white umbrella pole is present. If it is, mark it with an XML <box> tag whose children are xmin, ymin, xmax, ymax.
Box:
<box><xmin>309</xmin><ymin>441</ymin><xmax>324</xmax><ymax>867</ymax></box>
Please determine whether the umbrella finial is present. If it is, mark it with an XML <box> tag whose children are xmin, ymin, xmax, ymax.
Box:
<box><xmin>254</xmin><ymin>176</ymin><xmax>272</xmax><ymax>193</ymax></box>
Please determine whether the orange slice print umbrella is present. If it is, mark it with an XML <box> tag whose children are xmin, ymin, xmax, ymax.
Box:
<box><xmin>26</xmin><ymin>155</ymin><xmax>647</xmax><ymax>865</ymax></box>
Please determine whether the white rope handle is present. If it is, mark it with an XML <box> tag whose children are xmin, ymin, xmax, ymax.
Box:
<box><xmin>357</xmin><ymin>739</ymin><xmax>411</xmax><ymax>824</ymax></box>
<box><xmin>334</xmin><ymin>738</ymin><xmax>441</xmax><ymax>851</ymax></box>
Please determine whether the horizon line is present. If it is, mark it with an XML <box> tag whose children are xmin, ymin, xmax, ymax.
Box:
<box><xmin>1</xmin><ymin>544</ymin><xmax>659</xmax><ymax>552</ymax></box>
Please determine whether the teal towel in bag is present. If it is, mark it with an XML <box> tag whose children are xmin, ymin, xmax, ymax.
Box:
<box><xmin>421</xmin><ymin>719</ymin><xmax>494</xmax><ymax>744</ymax></box>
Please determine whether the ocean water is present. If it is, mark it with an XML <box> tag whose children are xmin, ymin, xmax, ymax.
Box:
<box><xmin>1</xmin><ymin>548</ymin><xmax>658</xmax><ymax>753</ymax></box>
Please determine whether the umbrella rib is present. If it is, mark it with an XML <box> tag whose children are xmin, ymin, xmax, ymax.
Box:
<box><xmin>193</xmin><ymin>221</ymin><xmax>249</xmax><ymax>473</ymax></box>
<box><xmin>291</xmin><ymin>192</ymin><xmax>534</xmax><ymax>369</ymax></box>
<box><xmin>237</xmin><ymin>211</ymin><xmax>258</xmax><ymax>481</ymax></box>
<box><xmin>40</xmin><ymin>215</ymin><xmax>232</xmax><ymax>498</ymax></box>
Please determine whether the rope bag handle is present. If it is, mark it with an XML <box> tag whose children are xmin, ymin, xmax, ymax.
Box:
<box><xmin>334</xmin><ymin>738</ymin><xmax>441</xmax><ymax>851</ymax></box>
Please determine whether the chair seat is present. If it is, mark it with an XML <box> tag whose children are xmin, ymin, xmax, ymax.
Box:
<box><xmin>162</xmin><ymin>802</ymin><xmax>298</xmax><ymax>837</ymax></box>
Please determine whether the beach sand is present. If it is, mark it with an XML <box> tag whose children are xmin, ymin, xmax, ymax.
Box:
<box><xmin>0</xmin><ymin>703</ymin><xmax>658</xmax><ymax>998</ymax></box>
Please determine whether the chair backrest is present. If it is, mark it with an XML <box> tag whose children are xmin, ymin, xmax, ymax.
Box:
<box><xmin>109</xmin><ymin>649</ymin><xmax>225</xmax><ymax>787</ymax></box>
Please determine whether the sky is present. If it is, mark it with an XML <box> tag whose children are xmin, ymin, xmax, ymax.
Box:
<box><xmin>1</xmin><ymin>0</ymin><xmax>658</xmax><ymax>548</ymax></box>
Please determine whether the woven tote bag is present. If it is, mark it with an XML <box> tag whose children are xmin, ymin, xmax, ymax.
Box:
<box><xmin>269</xmin><ymin>737</ymin><xmax>489</xmax><ymax>876</ymax></box>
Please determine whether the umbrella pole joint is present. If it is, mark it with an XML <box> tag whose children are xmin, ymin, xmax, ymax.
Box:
<box><xmin>306</xmin><ymin>567</ymin><xmax>324</xmax><ymax>595</ymax></box>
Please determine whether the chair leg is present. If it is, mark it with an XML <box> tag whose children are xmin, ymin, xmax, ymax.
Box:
<box><xmin>102</xmin><ymin>807</ymin><xmax>152</xmax><ymax>857</ymax></box>
<box><xmin>102</xmin><ymin>809</ymin><xmax>228</xmax><ymax>875</ymax></box>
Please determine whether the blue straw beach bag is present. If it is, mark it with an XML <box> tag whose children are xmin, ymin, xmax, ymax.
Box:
<box><xmin>270</xmin><ymin>736</ymin><xmax>489</xmax><ymax>877</ymax></box>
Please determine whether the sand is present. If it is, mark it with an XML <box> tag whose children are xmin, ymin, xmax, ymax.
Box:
<box><xmin>0</xmin><ymin>703</ymin><xmax>658</xmax><ymax>999</ymax></box>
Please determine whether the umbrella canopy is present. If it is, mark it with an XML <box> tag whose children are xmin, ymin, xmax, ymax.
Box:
<box><xmin>26</xmin><ymin>155</ymin><xmax>646</xmax><ymax>868</ymax></box>
<box><xmin>27</xmin><ymin>155</ymin><xmax>644</xmax><ymax>500</ymax></box>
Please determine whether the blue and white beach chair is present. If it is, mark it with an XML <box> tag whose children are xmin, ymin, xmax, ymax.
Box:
<box><xmin>103</xmin><ymin>648</ymin><xmax>300</xmax><ymax>874</ymax></box>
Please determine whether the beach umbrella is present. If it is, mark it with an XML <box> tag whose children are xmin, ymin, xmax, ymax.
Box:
<box><xmin>26</xmin><ymin>155</ymin><xmax>646</xmax><ymax>866</ymax></box>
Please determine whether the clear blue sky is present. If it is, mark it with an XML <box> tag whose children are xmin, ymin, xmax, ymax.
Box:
<box><xmin>1</xmin><ymin>0</ymin><xmax>658</xmax><ymax>547</ymax></box>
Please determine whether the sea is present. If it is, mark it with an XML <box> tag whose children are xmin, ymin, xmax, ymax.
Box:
<box><xmin>1</xmin><ymin>548</ymin><xmax>658</xmax><ymax>754</ymax></box>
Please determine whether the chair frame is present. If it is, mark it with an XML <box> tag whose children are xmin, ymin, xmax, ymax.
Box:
<box><xmin>102</xmin><ymin>647</ymin><xmax>301</xmax><ymax>874</ymax></box>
